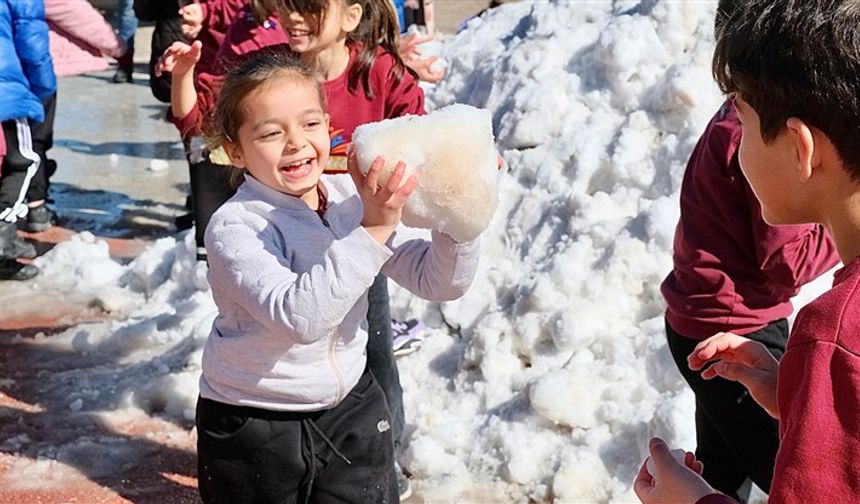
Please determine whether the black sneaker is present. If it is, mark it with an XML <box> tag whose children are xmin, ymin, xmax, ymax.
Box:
<box><xmin>392</xmin><ymin>319</ymin><xmax>425</xmax><ymax>358</ymax></box>
<box><xmin>22</xmin><ymin>203</ymin><xmax>56</xmax><ymax>232</ymax></box>
<box><xmin>9</xmin><ymin>234</ymin><xmax>36</xmax><ymax>259</ymax></box>
<box><xmin>175</xmin><ymin>212</ymin><xmax>194</xmax><ymax>231</ymax></box>
<box><xmin>1</xmin><ymin>221</ymin><xmax>36</xmax><ymax>258</ymax></box>
<box><xmin>112</xmin><ymin>67</ymin><xmax>133</xmax><ymax>83</ymax></box>
<box><xmin>0</xmin><ymin>259</ymin><xmax>38</xmax><ymax>281</ymax></box>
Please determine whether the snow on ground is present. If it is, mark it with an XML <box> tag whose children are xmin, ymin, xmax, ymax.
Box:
<box><xmin>0</xmin><ymin>1</ymin><xmax>838</xmax><ymax>502</ymax></box>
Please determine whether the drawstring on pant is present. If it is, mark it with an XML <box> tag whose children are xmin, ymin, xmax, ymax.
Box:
<box><xmin>300</xmin><ymin>418</ymin><xmax>352</xmax><ymax>504</ymax></box>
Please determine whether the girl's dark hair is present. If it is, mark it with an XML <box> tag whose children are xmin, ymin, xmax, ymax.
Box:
<box><xmin>713</xmin><ymin>0</ymin><xmax>860</xmax><ymax>180</ymax></box>
<box><xmin>269</xmin><ymin>0</ymin><xmax>414</xmax><ymax>100</ymax></box>
<box><xmin>249</xmin><ymin>0</ymin><xmax>273</xmax><ymax>24</ymax></box>
<box><xmin>209</xmin><ymin>48</ymin><xmax>325</xmax><ymax>186</ymax></box>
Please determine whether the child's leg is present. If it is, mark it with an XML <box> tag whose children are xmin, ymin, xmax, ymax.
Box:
<box><xmin>666</xmin><ymin>319</ymin><xmax>787</xmax><ymax>498</ymax></box>
<box><xmin>0</xmin><ymin>119</ymin><xmax>40</xmax><ymax>223</ymax></box>
<box><xmin>196</xmin><ymin>397</ymin><xmax>308</xmax><ymax>503</ymax></box>
<box><xmin>365</xmin><ymin>274</ymin><xmax>405</xmax><ymax>454</ymax></box>
<box><xmin>25</xmin><ymin>92</ymin><xmax>57</xmax><ymax>205</ymax></box>
<box><xmin>308</xmin><ymin>368</ymin><xmax>399</xmax><ymax>503</ymax></box>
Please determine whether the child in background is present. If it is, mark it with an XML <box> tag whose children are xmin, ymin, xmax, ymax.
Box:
<box><xmin>196</xmin><ymin>49</ymin><xmax>480</xmax><ymax>503</ymax></box>
<box><xmin>161</xmin><ymin>0</ymin><xmax>247</xmax><ymax>260</ymax></box>
<box><xmin>0</xmin><ymin>0</ymin><xmax>57</xmax><ymax>280</ymax></box>
<box><xmin>637</xmin><ymin>0</ymin><xmax>860</xmax><ymax>502</ymax></box>
<box><xmin>658</xmin><ymin>0</ymin><xmax>838</xmax><ymax>500</ymax></box>
<box><xmin>133</xmin><ymin>0</ymin><xmax>189</xmax><ymax>104</ymax></box>
<box><xmin>111</xmin><ymin>0</ymin><xmax>137</xmax><ymax>83</ymax></box>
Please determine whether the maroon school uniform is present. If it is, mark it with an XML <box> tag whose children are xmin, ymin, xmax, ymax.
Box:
<box><xmin>770</xmin><ymin>255</ymin><xmax>860</xmax><ymax>502</ymax></box>
<box><xmin>695</xmin><ymin>255</ymin><xmax>860</xmax><ymax>504</ymax></box>
<box><xmin>194</xmin><ymin>0</ymin><xmax>246</xmax><ymax>76</ymax></box>
<box><xmin>661</xmin><ymin>100</ymin><xmax>838</xmax><ymax>339</ymax></box>
<box><xmin>324</xmin><ymin>43</ymin><xmax>425</xmax><ymax>172</ymax></box>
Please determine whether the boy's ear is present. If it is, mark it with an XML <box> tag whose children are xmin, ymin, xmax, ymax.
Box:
<box><xmin>224</xmin><ymin>140</ymin><xmax>246</xmax><ymax>168</ymax></box>
<box><xmin>785</xmin><ymin>117</ymin><xmax>816</xmax><ymax>182</ymax></box>
<box><xmin>343</xmin><ymin>2</ymin><xmax>362</xmax><ymax>32</ymax></box>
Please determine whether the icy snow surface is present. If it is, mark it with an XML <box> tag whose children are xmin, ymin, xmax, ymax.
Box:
<box><xmin>352</xmin><ymin>104</ymin><xmax>500</xmax><ymax>242</ymax></box>
<box><xmin>0</xmin><ymin>1</ymin><xmax>837</xmax><ymax>501</ymax></box>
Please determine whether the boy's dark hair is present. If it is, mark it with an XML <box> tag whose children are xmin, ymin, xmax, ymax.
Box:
<box><xmin>713</xmin><ymin>0</ymin><xmax>860</xmax><ymax>180</ymax></box>
<box><xmin>714</xmin><ymin>0</ymin><xmax>742</xmax><ymax>33</ymax></box>
<box><xmin>267</xmin><ymin>0</ymin><xmax>415</xmax><ymax>100</ymax></box>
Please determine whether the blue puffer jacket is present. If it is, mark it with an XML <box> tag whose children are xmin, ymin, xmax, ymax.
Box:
<box><xmin>0</xmin><ymin>0</ymin><xmax>57</xmax><ymax>124</ymax></box>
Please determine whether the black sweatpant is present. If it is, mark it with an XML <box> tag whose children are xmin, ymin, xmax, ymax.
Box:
<box><xmin>26</xmin><ymin>92</ymin><xmax>57</xmax><ymax>203</ymax></box>
<box><xmin>666</xmin><ymin>318</ymin><xmax>788</xmax><ymax>501</ymax></box>
<box><xmin>196</xmin><ymin>368</ymin><xmax>398</xmax><ymax>504</ymax></box>
<box><xmin>0</xmin><ymin>118</ymin><xmax>40</xmax><ymax>222</ymax></box>
<box><xmin>188</xmin><ymin>158</ymin><xmax>236</xmax><ymax>251</ymax></box>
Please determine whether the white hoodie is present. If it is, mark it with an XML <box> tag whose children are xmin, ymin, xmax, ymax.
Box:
<box><xmin>200</xmin><ymin>174</ymin><xmax>481</xmax><ymax>411</ymax></box>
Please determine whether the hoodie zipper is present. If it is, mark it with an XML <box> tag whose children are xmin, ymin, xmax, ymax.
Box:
<box><xmin>326</xmin><ymin>329</ymin><xmax>344</xmax><ymax>403</ymax></box>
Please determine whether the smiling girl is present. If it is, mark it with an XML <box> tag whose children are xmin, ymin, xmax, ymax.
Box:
<box><xmin>195</xmin><ymin>49</ymin><xmax>480</xmax><ymax>503</ymax></box>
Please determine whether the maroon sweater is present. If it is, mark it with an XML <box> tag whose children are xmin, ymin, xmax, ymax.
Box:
<box><xmin>770</xmin><ymin>255</ymin><xmax>860</xmax><ymax>502</ymax></box>
<box><xmin>696</xmin><ymin>256</ymin><xmax>860</xmax><ymax>504</ymax></box>
<box><xmin>661</xmin><ymin>101</ymin><xmax>838</xmax><ymax>339</ymax></box>
<box><xmin>323</xmin><ymin>43</ymin><xmax>425</xmax><ymax>172</ymax></box>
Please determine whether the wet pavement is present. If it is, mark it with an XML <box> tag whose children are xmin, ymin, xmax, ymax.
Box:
<box><xmin>49</xmin><ymin>66</ymin><xmax>189</xmax><ymax>239</ymax></box>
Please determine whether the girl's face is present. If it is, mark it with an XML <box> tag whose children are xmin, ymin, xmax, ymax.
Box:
<box><xmin>227</xmin><ymin>76</ymin><xmax>330</xmax><ymax>205</ymax></box>
<box><xmin>279</xmin><ymin>0</ymin><xmax>361</xmax><ymax>54</ymax></box>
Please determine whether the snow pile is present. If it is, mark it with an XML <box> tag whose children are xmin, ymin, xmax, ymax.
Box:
<box><xmin>352</xmin><ymin>104</ymin><xmax>500</xmax><ymax>242</ymax></box>
<box><xmin>385</xmin><ymin>1</ymin><xmax>725</xmax><ymax>501</ymax></box>
<box><xmin>3</xmin><ymin>0</ymin><xmax>804</xmax><ymax>501</ymax></box>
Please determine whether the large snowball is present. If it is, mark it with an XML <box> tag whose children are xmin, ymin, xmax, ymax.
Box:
<box><xmin>351</xmin><ymin>104</ymin><xmax>500</xmax><ymax>242</ymax></box>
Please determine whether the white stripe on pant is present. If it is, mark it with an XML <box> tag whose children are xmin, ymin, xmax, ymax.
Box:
<box><xmin>0</xmin><ymin>119</ymin><xmax>40</xmax><ymax>223</ymax></box>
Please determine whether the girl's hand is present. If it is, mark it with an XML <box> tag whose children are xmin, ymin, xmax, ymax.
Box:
<box><xmin>405</xmin><ymin>56</ymin><xmax>445</xmax><ymax>83</ymax></box>
<box><xmin>688</xmin><ymin>332</ymin><xmax>780</xmax><ymax>418</ymax></box>
<box><xmin>155</xmin><ymin>41</ymin><xmax>202</xmax><ymax>78</ymax></box>
<box><xmin>179</xmin><ymin>3</ymin><xmax>204</xmax><ymax>38</ymax></box>
<box><xmin>398</xmin><ymin>32</ymin><xmax>431</xmax><ymax>62</ymax></box>
<box><xmin>634</xmin><ymin>438</ymin><xmax>716</xmax><ymax>504</ymax></box>
<box><xmin>348</xmin><ymin>154</ymin><xmax>419</xmax><ymax>245</ymax></box>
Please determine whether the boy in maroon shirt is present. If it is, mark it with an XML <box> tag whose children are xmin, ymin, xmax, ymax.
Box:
<box><xmin>660</xmin><ymin>0</ymin><xmax>838</xmax><ymax>499</ymax></box>
<box><xmin>637</xmin><ymin>0</ymin><xmax>860</xmax><ymax>502</ymax></box>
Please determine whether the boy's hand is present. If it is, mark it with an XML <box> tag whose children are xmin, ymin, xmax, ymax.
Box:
<box><xmin>155</xmin><ymin>41</ymin><xmax>202</xmax><ymax>78</ymax></box>
<box><xmin>348</xmin><ymin>154</ymin><xmax>419</xmax><ymax>245</ymax></box>
<box><xmin>688</xmin><ymin>332</ymin><xmax>780</xmax><ymax>418</ymax></box>
<box><xmin>179</xmin><ymin>3</ymin><xmax>204</xmax><ymax>38</ymax></box>
<box><xmin>634</xmin><ymin>438</ymin><xmax>715</xmax><ymax>504</ymax></box>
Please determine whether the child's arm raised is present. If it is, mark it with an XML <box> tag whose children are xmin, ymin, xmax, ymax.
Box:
<box><xmin>155</xmin><ymin>40</ymin><xmax>202</xmax><ymax>122</ymax></box>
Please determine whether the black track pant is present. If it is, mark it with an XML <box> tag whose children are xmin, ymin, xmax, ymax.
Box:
<box><xmin>26</xmin><ymin>92</ymin><xmax>57</xmax><ymax>203</ymax></box>
<box><xmin>196</xmin><ymin>368</ymin><xmax>398</xmax><ymax>504</ymax></box>
<box><xmin>0</xmin><ymin>118</ymin><xmax>40</xmax><ymax>222</ymax></box>
<box><xmin>666</xmin><ymin>318</ymin><xmax>788</xmax><ymax>501</ymax></box>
